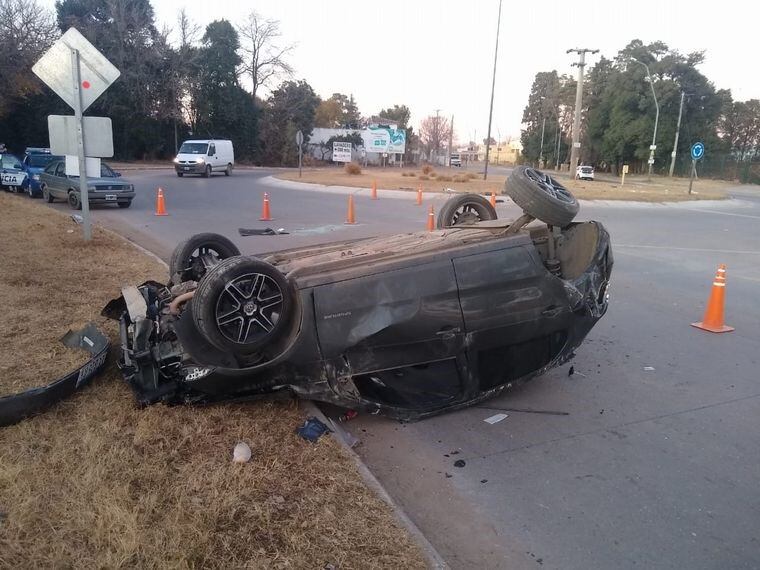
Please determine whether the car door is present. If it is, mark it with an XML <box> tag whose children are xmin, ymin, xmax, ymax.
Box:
<box><xmin>453</xmin><ymin>241</ymin><xmax>574</xmax><ymax>391</ymax></box>
<box><xmin>46</xmin><ymin>162</ymin><xmax>68</xmax><ymax>198</ymax></box>
<box><xmin>207</xmin><ymin>143</ymin><xmax>217</xmax><ymax>169</ymax></box>
<box><xmin>314</xmin><ymin>259</ymin><xmax>467</xmax><ymax>409</ymax></box>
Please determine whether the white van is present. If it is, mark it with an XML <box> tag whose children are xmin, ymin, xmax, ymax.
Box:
<box><xmin>174</xmin><ymin>139</ymin><xmax>234</xmax><ymax>177</ymax></box>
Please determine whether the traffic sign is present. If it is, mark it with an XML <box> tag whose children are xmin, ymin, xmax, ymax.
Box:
<box><xmin>32</xmin><ymin>27</ymin><xmax>120</xmax><ymax>113</ymax></box>
<box><xmin>49</xmin><ymin>116</ymin><xmax>113</xmax><ymax>157</ymax></box>
<box><xmin>691</xmin><ymin>142</ymin><xmax>705</xmax><ymax>161</ymax></box>
<box><xmin>295</xmin><ymin>130</ymin><xmax>304</xmax><ymax>146</ymax></box>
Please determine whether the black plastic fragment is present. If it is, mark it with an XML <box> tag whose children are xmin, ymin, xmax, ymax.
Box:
<box><xmin>0</xmin><ymin>324</ymin><xmax>110</xmax><ymax>427</ymax></box>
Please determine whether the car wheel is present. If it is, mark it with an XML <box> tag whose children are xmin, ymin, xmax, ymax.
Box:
<box><xmin>436</xmin><ymin>193</ymin><xmax>497</xmax><ymax>228</ymax></box>
<box><xmin>169</xmin><ymin>232</ymin><xmax>241</xmax><ymax>284</ymax></box>
<box><xmin>506</xmin><ymin>166</ymin><xmax>579</xmax><ymax>227</ymax></box>
<box><xmin>177</xmin><ymin>172</ymin><xmax>184</xmax><ymax>178</ymax></box>
<box><xmin>191</xmin><ymin>256</ymin><xmax>297</xmax><ymax>355</ymax></box>
<box><xmin>224</xmin><ymin>164</ymin><xmax>232</xmax><ymax>176</ymax></box>
<box><xmin>42</xmin><ymin>185</ymin><xmax>54</xmax><ymax>203</ymax></box>
<box><xmin>117</xmin><ymin>200</ymin><xmax>131</xmax><ymax>208</ymax></box>
<box><xmin>67</xmin><ymin>191</ymin><xmax>82</xmax><ymax>210</ymax></box>
<box><xmin>202</xmin><ymin>165</ymin><xmax>211</xmax><ymax>178</ymax></box>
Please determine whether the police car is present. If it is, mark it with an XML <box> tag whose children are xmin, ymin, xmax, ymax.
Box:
<box><xmin>0</xmin><ymin>153</ymin><xmax>29</xmax><ymax>193</ymax></box>
<box><xmin>22</xmin><ymin>148</ymin><xmax>62</xmax><ymax>198</ymax></box>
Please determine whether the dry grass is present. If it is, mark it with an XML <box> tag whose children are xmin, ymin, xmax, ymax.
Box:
<box><xmin>420</xmin><ymin>165</ymin><xmax>433</xmax><ymax>175</ymax></box>
<box><xmin>560</xmin><ymin>174</ymin><xmax>730</xmax><ymax>201</ymax></box>
<box><xmin>0</xmin><ymin>192</ymin><xmax>426</xmax><ymax>569</ymax></box>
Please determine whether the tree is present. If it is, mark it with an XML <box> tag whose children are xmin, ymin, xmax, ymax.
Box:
<box><xmin>520</xmin><ymin>71</ymin><xmax>575</xmax><ymax>165</ymax></box>
<box><xmin>419</xmin><ymin>114</ymin><xmax>450</xmax><ymax>158</ymax></box>
<box><xmin>0</xmin><ymin>0</ymin><xmax>58</xmax><ymax>119</ymax></box>
<box><xmin>377</xmin><ymin>105</ymin><xmax>411</xmax><ymax>128</ymax></box>
<box><xmin>259</xmin><ymin>80</ymin><xmax>319</xmax><ymax>165</ymax></box>
<box><xmin>313</xmin><ymin>92</ymin><xmax>360</xmax><ymax>128</ymax></box>
<box><xmin>237</xmin><ymin>11</ymin><xmax>294</xmax><ymax>100</ymax></box>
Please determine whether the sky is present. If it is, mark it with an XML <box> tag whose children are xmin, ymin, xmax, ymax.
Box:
<box><xmin>44</xmin><ymin>0</ymin><xmax>760</xmax><ymax>144</ymax></box>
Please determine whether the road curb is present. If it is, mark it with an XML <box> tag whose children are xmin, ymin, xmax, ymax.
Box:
<box><xmin>303</xmin><ymin>401</ymin><xmax>449</xmax><ymax>569</ymax></box>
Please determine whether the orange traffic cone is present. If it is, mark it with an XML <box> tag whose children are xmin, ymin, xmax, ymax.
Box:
<box><xmin>259</xmin><ymin>193</ymin><xmax>272</xmax><ymax>221</ymax></box>
<box><xmin>345</xmin><ymin>194</ymin><xmax>357</xmax><ymax>225</ymax></box>
<box><xmin>154</xmin><ymin>187</ymin><xmax>168</xmax><ymax>216</ymax></box>
<box><xmin>371</xmin><ymin>180</ymin><xmax>378</xmax><ymax>200</ymax></box>
<box><xmin>416</xmin><ymin>185</ymin><xmax>423</xmax><ymax>206</ymax></box>
<box><xmin>426</xmin><ymin>205</ymin><xmax>435</xmax><ymax>232</ymax></box>
<box><xmin>490</xmin><ymin>191</ymin><xmax>497</xmax><ymax>208</ymax></box>
<box><xmin>691</xmin><ymin>264</ymin><xmax>734</xmax><ymax>333</ymax></box>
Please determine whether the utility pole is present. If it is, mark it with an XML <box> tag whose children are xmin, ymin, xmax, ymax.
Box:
<box><xmin>483</xmin><ymin>0</ymin><xmax>502</xmax><ymax>181</ymax></box>
<box><xmin>632</xmin><ymin>58</ymin><xmax>659</xmax><ymax>181</ymax></box>
<box><xmin>567</xmin><ymin>48</ymin><xmax>598</xmax><ymax>176</ymax></box>
<box><xmin>448</xmin><ymin>114</ymin><xmax>454</xmax><ymax>167</ymax></box>
<box><xmin>539</xmin><ymin>117</ymin><xmax>546</xmax><ymax>167</ymax></box>
<box><xmin>669</xmin><ymin>91</ymin><xmax>685</xmax><ymax>177</ymax></box>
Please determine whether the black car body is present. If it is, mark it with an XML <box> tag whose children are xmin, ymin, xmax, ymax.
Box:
<box><xmin>106</xmin><ymin>218</ymin><xmax>612</xmax><ymax>420</ymax></box>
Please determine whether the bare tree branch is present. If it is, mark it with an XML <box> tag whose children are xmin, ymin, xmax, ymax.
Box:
<box><xmin>236</xmin><ymin>10</ymin><xmax>294</xmax><ymax>99</ymax></box>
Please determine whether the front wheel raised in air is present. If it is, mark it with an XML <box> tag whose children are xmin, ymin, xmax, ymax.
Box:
<box><xmin>191</xmin><ymin>256</ymin><xmax>297</xmax><ymax>355</ymax></box>
<box><xmin>505</xmin><ymin>166</ymin><xmax>579</xmax><ymax>227</ymax></box>
<box><xmin>169</xmin><ymin>232</ymin><xmax>241</xmax><ymax>284</ymax></box>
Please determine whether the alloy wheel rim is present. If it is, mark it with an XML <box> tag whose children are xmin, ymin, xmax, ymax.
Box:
<box><xmin>524</xmin><ymin>168</ymin><xmax>575</xmax><ymax>204</ymax></box>
<box><xmin>214</xmin><ymin>272</ymin><xmax>284</xmax><ymax>344</ymax></box>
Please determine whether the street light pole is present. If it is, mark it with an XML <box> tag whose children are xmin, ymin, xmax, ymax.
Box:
<box><xmin>483</xmin><ymin>0</ymin><xmax>502</xmax><ymax>181</ymax></box>
<box><xmin>669</xmin><ymin>91</ymin><xmax>685</xmax><ymax>177</ymax></box>
<box><xmin>567</xmin><ymin>48</ymin><xmax>598</xmax><ymax>176</ymax></box>
<box><xmin>632</xmin><ymin>58</ymin><xmax>659</xmax><ymax>180</ymax></box>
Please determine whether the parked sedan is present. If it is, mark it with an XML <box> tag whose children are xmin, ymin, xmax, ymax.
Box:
<box><xmin>1</xmin><ymin>153</ymin><xmax>30</xmax><ymax>193</ymax></box>
<box><xmin>39</xmin><ymin>160</ymin><xmax>135</xmax><ymax>209</ymax></box>
<box><xmin>104</xmin><ymin>167</ymin><xmax>613</xmax><ymax>420</ymax></box>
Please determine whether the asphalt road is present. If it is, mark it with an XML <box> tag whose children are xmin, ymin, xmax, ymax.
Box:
<box><xmin>43</xmin><ymin>169</ymin><xmax>760</xmax><ymax>569</ymax></box>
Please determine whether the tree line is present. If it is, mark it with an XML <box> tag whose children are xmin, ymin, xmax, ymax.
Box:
<box><xmin>0</xmin><ymin>0</ymin><xmax>418</xmax><ymax>166</ymax></box>
<box><xmin>521</xmin><ymin>39</ymin><xmax>760</xmax><ymax>182</ymax></box>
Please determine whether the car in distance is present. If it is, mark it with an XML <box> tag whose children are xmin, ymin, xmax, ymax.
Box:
<box><xmin>39</xmin><ymin>159</ymin><xmax>135</xmax><ymax>209</ymax></box>
<box><xmin>174</xmin><ymin>139</ymin><xmax>234</xmax><ymax>177</ymax></box>
<box><xmin>104</xmin><ymin>166</ymin><xmax>612</xmax><ymax>420</ymax></box>
<box><xmin>576</xmin><ymin>165</ymin><xmax>595</xmax><ymax>181</ymax></box>
<box><xmin>23</xmin><ymin>148</ymin><xmax>63</xmax><ymax>198</ymax></box>
<box><xmin>1</xmin><ymin>153</ymin><xmax>29</xmax><ymax>193</ymax></box>
<box><xmin>450</xmin><ymin>153</ymin><xmax>462</xmax><ymax>167</ymax></box>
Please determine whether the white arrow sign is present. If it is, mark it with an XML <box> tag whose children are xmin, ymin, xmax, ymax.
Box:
<box><xmin>32</xmin><ymin>27</ymin><xmax>120</xmax><ymax>113</ymax></box>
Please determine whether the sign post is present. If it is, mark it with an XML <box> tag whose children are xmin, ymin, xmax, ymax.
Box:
<box><xmin>32</xmin><ymin>27</ymin><xmax>120</xmax><ymax>241</ymax></box>
<box><xmin>689</xmin><ymin>142</ymin><xmax>705</xmax><ymax>195</ymax></box>
<box><xmin>621</xmin><ymin>164</ymin><xmax>629</xmax><ymax>186</ymax></box>
<box><xmin>295</xmin><ymin>130</ymin><xmax>304</xmax><ymax>178</ymax></box>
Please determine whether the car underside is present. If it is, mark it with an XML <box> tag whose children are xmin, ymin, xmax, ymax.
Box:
<box><xmin>102</xmin><ymin>167</ymin><xmax>613</xmax><ymax>420</ymax></box>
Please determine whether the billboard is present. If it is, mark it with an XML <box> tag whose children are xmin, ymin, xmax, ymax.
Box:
<box><xmin>366</xmin><ymin>125</ymin><xmax>406</xmax><ymax>154</ymax></box>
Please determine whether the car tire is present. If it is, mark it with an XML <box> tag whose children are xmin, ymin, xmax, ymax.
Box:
<box><xmin>117</xmin><ymin>200</ymin><xmax>131</xmax><ymax>208</ymax></box>
<box><xmin>436</xmin><ymin>193</ymin><xmax>497</xmax><ymax>228</ymax></box>
<box><xmin>169</xmin><ymin>232</ymin><xmax>242</xmax><ymax>284</ymax></box>
<box><xmin>505</xmin><ymin>166</ymin><xmax>579</xmax><ymax>227</ymax></box>
<box><xmin>67</xmin><ymin>191</ymin><xmax>82</xmax><ymax>210</ymax></box>
<box><xmin>42</xmin><ymin>185</ymin><xmax>54</xmax><ymax>203</ymax></box>
<box><xmin>177</xmin><ymin>172</ymin><xmax>184</xmax><ymax>178</ymax></box>
<box><xmin>191</xmin><ymin>256</ymin><xmax>297</xmax><ymax>355</ymax></box>
<box><xmin>225</xmin><ymin>164</ymin><xmax>232</xmax><ymax>176</ymax></box>
<box><xmin>202</xmin><ymin>165</ymin><xmax>211</xmax><ymax>178</ymax></box>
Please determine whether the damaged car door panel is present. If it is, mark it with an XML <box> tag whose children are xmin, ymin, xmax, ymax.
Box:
<box><xmin>104</xmin><ymin>167</ymin><xmax>613</xmax><ymax>420</ymax></box>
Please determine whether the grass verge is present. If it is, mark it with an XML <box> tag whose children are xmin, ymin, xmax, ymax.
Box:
<box><xmin>0</xmin><ymin>192</ymin><xmax>425</xmax><ymax>569</ymax></box>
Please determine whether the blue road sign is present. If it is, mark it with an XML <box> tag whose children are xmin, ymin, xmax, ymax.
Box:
<box><xmin>691</xmin><ymin>142</ymin><xmax>705</xmax><ymax>161</ymax></box>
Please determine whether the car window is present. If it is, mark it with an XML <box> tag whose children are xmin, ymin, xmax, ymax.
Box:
<box><xmin>54</xmin><ymin>162</ymin><xmax>66</xmax><ymax>176</ymax></box>
<box><xmin>1</xmin><ymin>154</ymin><xmax>22</xmax><ymax>170</ymax></box>
<box><xmin>44</xmin><ymin>162</ymin><xmax>58</xmax><ymax>174</ymax></box>
<box><xmin>100</xmin><ymin>163</ymin><xmax>116</xmax><ymax>177</ymax></box>
<box><xmin>178</xmin><ymin>142</ymin><xmax>208</xmax><ymax>154</ymax></box>
<box><xmin>208</xmin><ymin>144</ymin><xmax>216</xmax><ymax>156</ymax></box>
<box><xmin>26</xmin><ymin>154</ymin><xmax>58</xmax><ymax>168</ymax></box>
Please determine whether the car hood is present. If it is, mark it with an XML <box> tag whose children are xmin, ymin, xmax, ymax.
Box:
<box><xmin>68</xmin><ymin>176</ymin><xmax>131</xmax><ymax>186</ymax></box>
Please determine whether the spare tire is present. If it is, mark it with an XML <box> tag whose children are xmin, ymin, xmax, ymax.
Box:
<box><xmin>191</xmin><ymin>256</ymin><xmax>296</xmax><ymax>355</ymax></box>
<box><xmin>169</xmin><ymin>233</ymin><xmax>241</xmax><ymax>284</ymax></box>
<box><xmin>436</xmin><ymin>193</ymin><xmax>497</xmax><ymax>229</ymax></box>
<box><xmin>506</xmin><ymin>166</ymin><xmax>579</xmax><ymax>226</ymax></box>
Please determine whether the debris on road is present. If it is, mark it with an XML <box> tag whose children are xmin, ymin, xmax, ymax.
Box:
<box><xmin>568</xmin><ymin>365</ymin><xmax>574</xmax><ymax>376</ymax></box>
<box><xmin>477</xmin><ymin>405</ymin><xmax>569</xmax><ymax>416</ymax></box>
<box><xmin>296</xmin><ymin>417</ymin><xmax>330</xmax><ymax>442</ymax></box>
<box><xmin>326</xmin><ymin>418</ymin><xmax>360</xmax><ymax>448</ymax></box>
<box><xmin>454</xmin><ymin>459</ymin><xmax>466</xmax><ymax>468</ymax></box>
<box><xmin>338</xmin><ymin>409</ymin><xmax>358</xmax><ymax>422</ymax></box>
<box><xmin>483</xmin><ymin>413</ymin><xmax>509</xmax><ymax>424</ymax></box>
<box><xmin>644</xmin><ymin>366</ymin><xmax>656</xmax><ymax>371</ymax></box>
<box><xmin>238</xmin><ymin>227</ymin><xmax>289</xmax><ymax>236</ymax></box>
<box><xmin>232</xmin><ymin>442</ymin><xmax>252</xmax><ymax>463</ymax></box>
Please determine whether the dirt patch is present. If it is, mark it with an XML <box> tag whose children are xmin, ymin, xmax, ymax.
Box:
<box><xmin>0</xmin><ymin>192</ymin><xmax>425</xmax><ymax>568</ymax></box>
<box><xmin>563</xmin><ymin>175</ymin><xmax>730</xmax><ymax>202</ymax></box>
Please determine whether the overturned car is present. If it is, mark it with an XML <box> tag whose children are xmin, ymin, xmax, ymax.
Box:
<box><xmin>104</xmin><ymin>167</ymin><xmax>612</xmax><ymax>420</ymax></box>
